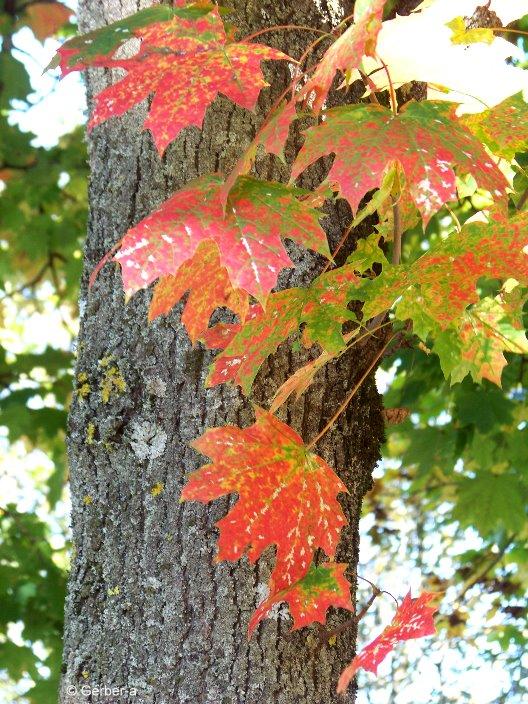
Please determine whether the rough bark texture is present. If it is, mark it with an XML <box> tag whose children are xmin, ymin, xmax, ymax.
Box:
<box><xmin>61</xmin><ymin>1</ymin><xmax>387</xmax><ymax>702</ymax></box>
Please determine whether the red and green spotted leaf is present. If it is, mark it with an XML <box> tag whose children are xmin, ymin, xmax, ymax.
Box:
<box><xmin>112</xmin><ymin>174</ymin><xmax>330</xmax><ymax>305</ymax></box>
<box><xmin>337</xmin><ymin>591</ymin><xmax>438</xmax><ymax>693</ymax></box>
<box><xmin>49</xmin><ymin>5</ymin><xmax>203</xmax><ymax>73</ymax></box>
<box><xmin>148</xmin><ymin>240</ymin><xmax>249</xmax><ymax>343</ymax></box>
<box><xmin>248</xmin><ymin>562</ymin><xmax>353</xmax><ymax>636</ymax></box>
<box><xmin>300</xmin><ymin>0</ymin><xmax>386</xmax><ymax>113</ymax></box>
<box><xmin>461</xmin><ymin>93</ymin><xmax>528</xmax><ymax>161</ymax></box>
<box><xmin>292</xmin><ymin>101</ymin><xmax>508</xmax><ymax>225</ymax></box>
<box><xmin>433</xmin><ymin>285</ymin><xmax>528</xmax><ymax>386</ymax></box>
<box><xmin>181</xmin><ymin>408</ymin><xmax>348</xmax><ymax>592</ymax></box>
<box><xmin>25</xmin><ymin>2</ymin><xmax>72</xmax><ymax>41</ymax></box>
<box><xmin>56</xmin><ymin>6</ymin><xmax>293</xmax><ymax>154</ymax></box>
<box><xmin>358</xmin><ymin>211</ymin><xmax>528</xmax><ymax>333</ymax></box>
<box><xmin>207</xmin><ymin>266</ymin><xmax>359</xmax><ymax>394</ymax></box>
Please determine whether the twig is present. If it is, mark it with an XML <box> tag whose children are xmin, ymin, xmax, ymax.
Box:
<box><xmin>306</xmin><ymin>334</ymin><xmax>395</xmax><ymax>449</ymax></box>
<box><xmin>316</xmin><ymin>575</ymin><xmax>399</xmax><ymax>650</ymax></box>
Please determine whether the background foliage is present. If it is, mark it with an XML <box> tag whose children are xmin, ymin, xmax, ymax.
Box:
<box><xmin>0</xmin><ymin>1</ymin><xmax>526</xmax><ymax>702</ymax></box>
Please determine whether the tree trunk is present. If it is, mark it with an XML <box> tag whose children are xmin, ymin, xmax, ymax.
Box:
<box><xmin>61</xmin><ymin>1</ymin><xmax>385</xmax><ymax>702</ymax></box>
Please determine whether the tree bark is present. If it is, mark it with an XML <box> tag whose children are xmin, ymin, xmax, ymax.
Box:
<box><xmin>61</xmin><ymin>1</ymin><xmax>385</xmax><ymax>702</ymax></box>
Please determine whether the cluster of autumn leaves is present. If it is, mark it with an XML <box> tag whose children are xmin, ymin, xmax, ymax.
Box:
<box><xmin>55</xmin><ymin>0</ymin><xmax>528</xmax><ymax>691</ymax></box>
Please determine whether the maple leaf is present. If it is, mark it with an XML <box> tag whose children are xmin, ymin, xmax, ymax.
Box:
<box><xmin>300</xmin><ymin>0</ymin><xmax>386</xmax><ymax>112</ymax></box>
<box><xmin>207</xmin><ymin>266</ymin><xmax>359</xmax><ymax>394</ymax></box>
<box><xmin>50</xmin><ymin>5</ymin><xmax>196</xmax><ymax>74</ymax></box>
<box><xmin>113</xmin><ymin>174</ymin><xmax>330</xmax><ymax>304</ymax></box>
<box><xmin>181</xmin><ymin>408</ymin><xmax>348</xmax><ymax>591</ymax></box>
<box><xmin>148</xmin><ymin>240</ymin><xmax>248</xmax><ymax>343</ymax></box>
<box><xmin>358</xmin><ymin>211</ymin><xmax>528</xmax><ymax>333</ymax></box>
<box><xmin>461</xmin><ymin>93</ymin><xmax>528</xmax><ymax>161</ymax></box>
<box><xmin>248</xmin><ymin>562</ymin><xmax>353</xmax><ymax>636</ymax></box>
<box><xmin>434</xmin><ymin>285</ymin><xmax>528</xmax><ymax>386</ymax></box>
<box><xmin>337</xmin><ymin>590</ymin><xmax>437</xmax><ymax>693</ymax></box>
<box><xmin>26</xmin><ymin>2</ymin><xmax>71</xmax><ymax>41</ymax></box>
<box><xmin>56</xmin><ymin>6</ymin><xmax>293</xmax><ymax>154</ymax></box>
<box><xmin>292</xmin><ymin>101</ymin><xmax>507</xmax><ymax>225</ymax></box>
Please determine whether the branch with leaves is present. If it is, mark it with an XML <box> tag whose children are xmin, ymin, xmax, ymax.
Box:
<box><xmin>50</xmin><ymin>0</ymin><xmax>528</xmax><ymax>693</ymax></box>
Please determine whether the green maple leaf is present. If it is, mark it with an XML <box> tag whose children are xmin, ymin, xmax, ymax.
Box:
<box><xmin>452</xmin><ymin>471</ymin><xmax>527</xmax><ymax>537</ymax></box>
<box><xmin>206</xmin><ymin>265</ymin><xmax>359</xmax><ymax>394</ymax></box>
<box><xmin>434</xmin><ymin>287</ymin><xmax>528</xmax><ymax>386</ymax></box>
<box><xmin>461</xmin><ymin>93</ymin><xmax>528</xmax><ymax>161</ymax></box>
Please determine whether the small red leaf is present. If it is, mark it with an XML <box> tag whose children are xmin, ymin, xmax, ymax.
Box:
<box><xmin>337</xmin><ymin>590</ymin><xmax>438</xmax><ymax>693</ymax></box>
<box><xmin>249</xmin><ymin>562</ymin><xmax>353</xmax><ymax>636</ymax></box>
<box><xmin>221</xmin><ymin>99</ymin><xmax>299</xmax><ymax>202</ymax></box>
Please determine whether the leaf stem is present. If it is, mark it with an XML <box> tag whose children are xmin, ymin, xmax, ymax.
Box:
<box><xmin>306</xmin><ymin>334</ymin><xmax>395</xmax><ymax>449</ymax></box>
<box><xmin>357</xmin><ymin>574</ymin><xmax>399</xmax><ymax>608</ymax></box>
<box><xmin>516</xmin><ymin>186</ymin><xmax>528</xmax><ymax>211</ymax></box>
<box><xmin>316</xmin><ymin>575</ymin><xmax>399</xmax><ymax>649</ymax></box>
<box><xmin>240</xmin><ymin>25</ymin><xmax>332</xmax><ymax>44</ymax></box>
<box><xmin>378</xmin><ymin>57</ymin><xmax>398</xmax><ymax>115</ymax></box>
<box><xmin>391</xmin><ymin>197</ymin><xmax>402</xmax><ymax>265</ymax></box>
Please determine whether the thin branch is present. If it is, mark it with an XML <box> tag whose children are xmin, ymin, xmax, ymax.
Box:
<box><xmin>456</xmin><ymin>536</ymin><xmax>515</xmax><ymax>602</ymax></box>
<box><xmin>306</xmin><ymin>334</ymin><xmax>395</xmax><ymax>449</ymax></box>
<box><xmin>316</xmin><ymin>575</ymin><xmax>399</xmax><ymax>650</ymax></box>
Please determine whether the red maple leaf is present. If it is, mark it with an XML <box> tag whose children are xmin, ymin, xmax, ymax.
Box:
<box><xmin>337</xmin><ymin>591</ymin><xmax>438</xmax><ymax>693</ymax></box>
<box><xmin>181</xmin><ymin>408</ymin><xmax>348</xmax><ymax>591</ymax></box>
<box><xmin>112</xmin><ymin>174</ymin><xmax>330</xmax><ymax>305</ymax></box>
<box><xmin>58</xmin><ymin>6</ymin><xmax>293</xmax><ymax>154</ymax></box>
<box><xmin>292</xmin><ymin>101</ymin><xmax>507</xmax><ymax>224</ymax></box>
<box><xmin>148</xmin><ymin>240</ymin><xmax>248</xmax><ymax>343</ymax></box>
<box><xmin>301</xmin><ymin>0</ymin><xmax>386</xmax><ymax>112</ymax></box>
<box><xmin>249</xmin><ymin>562</ymin><xmax>353</xmax><ymax>636</ymax></box>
